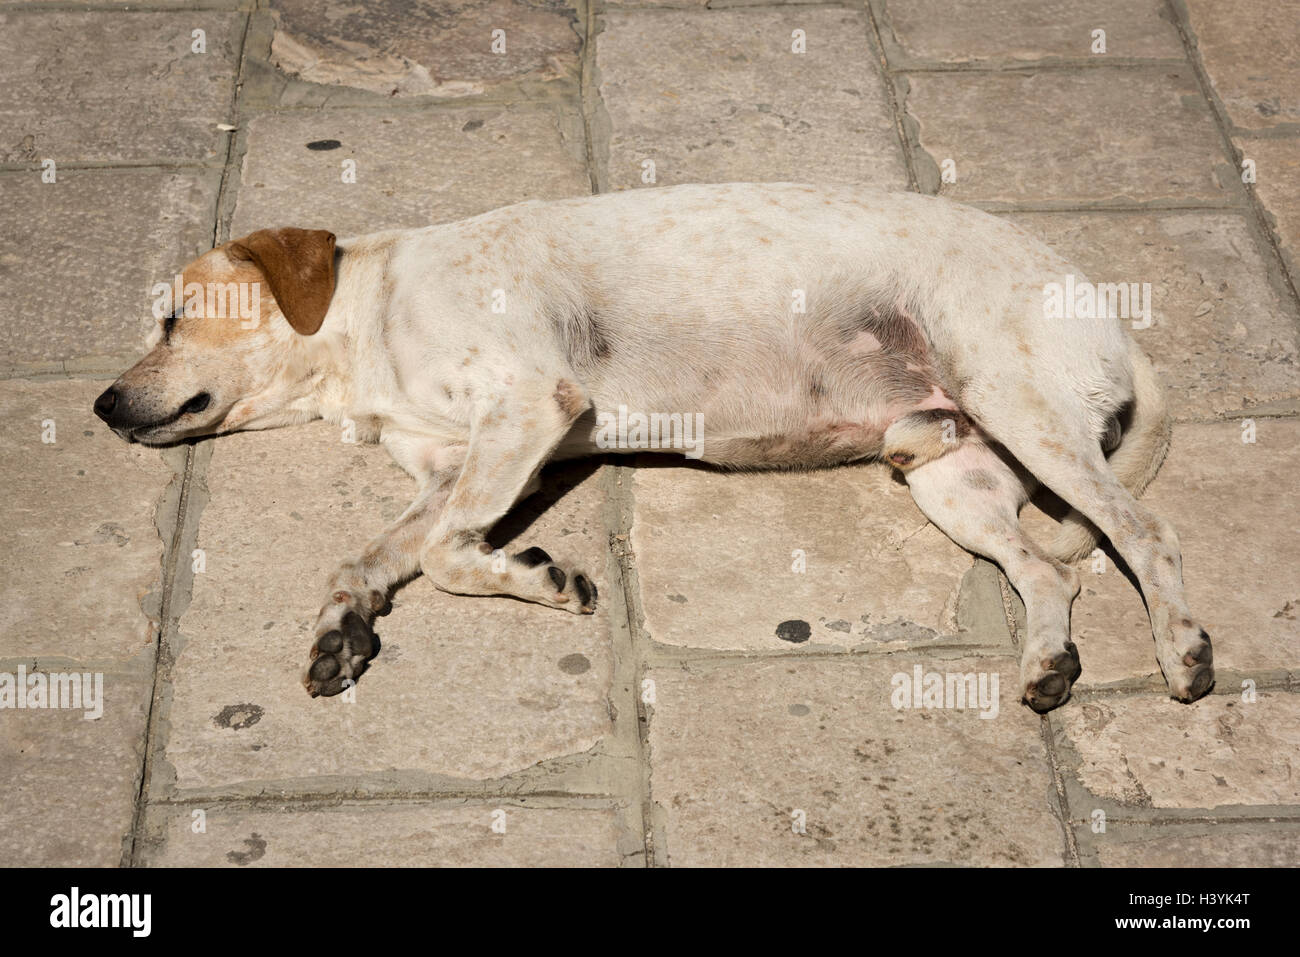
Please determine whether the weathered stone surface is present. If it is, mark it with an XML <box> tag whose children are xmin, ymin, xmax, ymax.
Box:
<box><xmin>631</xmin><ymin>463</ymin><xmax>981</xmax><ymax>651</ymax></box>
<box><xmin>1024</xmin><ymin>420</ymin><xmax>1300</xmax><ymax>689</ymax></box>
<box><xmin>0</xmin><ymin>11</ymin><xmax>241</xmax><ymax>164</ymax></box>
<box><xmin>142</xmin><ymin>802</ymin><xmax>623</xmax><ymax>866</ymax></box>
<box><xmin>0</xmin><ymin>170</ymin><xmax>221</xmax><ymax>369</ymax></box>
<box><xmin>1005</xmin><ymin>210</ymin><xmax>1300</xmax><ymax>419</ymax></box>
<box><xmin>268</xmin><ymin>0</ymin><xmax>581</xmax><ymax>98</ymax></box>
<box><xmin>879</xmin><ymin>0</ymin><xmax>1183</xmax><ymax>64</ymax></box>
<box><xmin>1239</xmin><ymin>136</ymin><xmax>1300</xmax><ymax>283</ymax></box>
<box><xmin>1055</xmin><ymin>691</ymin><xmax>1300</xmax><ymax>809</ymax></box>
<box><xmin>0</xmin><ymin>380</ymin><xmax>174</xmax><ymax>665</ymax></box>
<box><xmin>0</xmin><ymin>672</ymin><xmax>151</xmax><ymax>867</ymax></box>
<box><xmin>164</xmin><ymin>424</ymin><xmax>612</xmax><ymax>791</ymax></box>
<box><xmin>904</xmin><ymin>69</ymin><xmax>1231</xmax><ymax>204</ymax></box>
<box><xmin>648</xmin><ymin>656</ymin><xmax>1065</xmax><ymax>865</ymax></box>
<box><xmin>596</xmin><ymin>8</ymin><xmax>908</xmax><ymax>190</ymax></box>
<box><xmin>230</xmin><ymin>107</ymin><xmax>589</xmax><ymax>237</ymax></box>
<box><xmin>1185</xmin><ymin>0</ymin><xmax>1300</xmax><ymax>130</ymax></box>
<box><xmin>1084</xmin><ymin>821</ymin><xmax>1300</xmax><ymax>867</ymax></box>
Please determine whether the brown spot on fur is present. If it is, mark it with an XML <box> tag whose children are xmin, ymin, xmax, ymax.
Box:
<box><xmin>554</xmin><ymin>379</ymin><xmax>588</xmax><ymax>420</ymax></box>
<box><xmin>963</xmin><ymin>469</ymin><xmax>999</xmax><ymax>491</ymax></box>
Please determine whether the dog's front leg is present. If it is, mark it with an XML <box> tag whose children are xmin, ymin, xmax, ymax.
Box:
<box><xmin>419</xmin><ymin>377</ymin><xmax>598</xmax><ymax>613</ymax></box>
<box><xmin>303</xmin><ymin>466</ymin><xmax>458</xmax><ymax>697</ymax></box>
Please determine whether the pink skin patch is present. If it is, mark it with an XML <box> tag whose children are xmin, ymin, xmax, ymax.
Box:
<box><xmin>915</xmin><ymin>385</ymin><xmax>959</xmax><ymax>413</ymax></box>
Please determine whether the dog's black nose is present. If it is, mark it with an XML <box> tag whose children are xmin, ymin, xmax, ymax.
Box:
<box><xmin>93</xmin><ymin>387</ymin><xmax>119</xmax><ymax>423</ymax></box>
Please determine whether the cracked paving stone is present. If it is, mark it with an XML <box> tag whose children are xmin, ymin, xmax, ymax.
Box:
<box><xmin>267</xmin><ymin>0</ymin><xmax>581</xmax><ymax>98</ymax></box>
<box><xmin>1055</xmin><ymin>691</ymin><xmax>1300</xmax><ymax>810</ymax></box>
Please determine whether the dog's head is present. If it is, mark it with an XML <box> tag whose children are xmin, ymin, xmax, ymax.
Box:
<box><xmin>94</xmin><ymin>227</ymin><xmax>337</xmax><ymax>445</ymax></box>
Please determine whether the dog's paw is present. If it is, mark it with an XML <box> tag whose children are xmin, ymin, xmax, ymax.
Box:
<box><xmin>303</xmin><ymin>596</ymin><xmax>379</xmax><ymax>698</ymax></box>
<box><xmin>513</xmin><ymin>546</ymin><xmax>598</xmax><ymax>614</ymax></box>
<box><xmin>1164</xmin><ymin>626</ymin><xmax>1214</xmax><ymax>703</ymax></box>
<box><xmin>1021</xmin><ymin>641</ymin><xmax>1082</xmax><ymax>713</ymax></box>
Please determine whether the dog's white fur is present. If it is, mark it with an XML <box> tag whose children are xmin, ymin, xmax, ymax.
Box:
<box><xmin>101</xmin><ymin>183</ymin><xmax>1212</xmax><ymax>708</ymax></box>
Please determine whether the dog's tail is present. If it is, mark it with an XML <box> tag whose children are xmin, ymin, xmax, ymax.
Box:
<box><xmin>1043</xmin><ymin>339</ymin><xmax>1172</xmax><ymax>563</ymax></box>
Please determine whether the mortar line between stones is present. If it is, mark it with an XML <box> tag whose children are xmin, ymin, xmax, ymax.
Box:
<box><xmin>1163</xmin><ymin>0</ymin><xmax>1300</xmax><ymax>316</ymax></box>
<box><xmin>578</xmin><ymin>0</ymin><xmax>601</xmax><ymax>197</ymax></box>
<box><xmin>1040</xmin><ymin>716</ymin><xmax>1082</xmax><ymax>866</ymax></box>
<box><xmin>122</xmin><ymin>9</ymin><xmax>254</xmax><ymax>868</ymax></box>
<box><xmin>122</xmin><ymin>442</ymin><xmax>196</xmax><ymax>867</ymax></box>
<box><xmin>863</xmin><ymin>0</ymin><xmax>918</xmax><ymax>192</ymax></box>
<box><xmin>605</xmin><ymin>464</ymin><xmax>659</xmax><ymax>867</ymax></box>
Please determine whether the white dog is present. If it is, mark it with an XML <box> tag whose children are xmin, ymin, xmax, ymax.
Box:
<box><xmin>94</xmin><ymin>183</ymin><xmax>1213</xmax><ymax>710</ymax></box>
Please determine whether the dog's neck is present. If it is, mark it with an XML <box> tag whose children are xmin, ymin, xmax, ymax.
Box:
<box><xmin>290</xmin><ymin>233</ymin><xmax>401</xmax><ymax>432</ymax></box>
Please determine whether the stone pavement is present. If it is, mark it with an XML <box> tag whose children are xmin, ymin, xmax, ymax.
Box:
<box><xmin>0</xmin><ymin>0</ymin><xmax>1296</xmax><ymax>867</ymax></box>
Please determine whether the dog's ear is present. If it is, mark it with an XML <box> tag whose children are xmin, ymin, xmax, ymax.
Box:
<box><xmin>228</xmin><ymin>227</ymin><xmax>337</xmax><ymax>335</ymax></box>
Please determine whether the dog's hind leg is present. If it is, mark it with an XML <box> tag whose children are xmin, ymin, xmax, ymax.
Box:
<box><xmin>304</xmin><ymin>465</ymin><xmax>460</xmax><ymax>697</ymax></box>
<box><xmin>903</xmin><ymin>441</ymin><xmax>1083</xmax><ymax>711</ymax></box>
<box><xmin>418</xmin><ymin>376</ymin><xmax>599</xmax><ymax>613</ymax></box>
<box><xmin>963</xmin><ymin>386</ymin><xmax>1213</xmax><ymax>703</ymax></box>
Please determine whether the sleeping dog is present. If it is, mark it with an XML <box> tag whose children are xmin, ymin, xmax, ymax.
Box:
<box><xmin>93</xmin><ymin>183</ymin><xmax>1213</xmax><ymax>710</ymax></box>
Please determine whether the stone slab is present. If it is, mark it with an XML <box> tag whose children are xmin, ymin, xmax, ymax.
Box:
<box><xmin>141</xmin><ymin>802</ymin><xmax>624</xmax><ymax>866</ymax></box>
<box><xmin>0</xmin><ymin>10</ymin><xmax>242</xmax><ymax>164</ymax></box>
<box><xmin>1239</xmin><ymin>136</ymin><xmax>1300</xmax><ymax>285</ymax></box>
<box><xmin>267</xmin><ymin>0</ymin><xmax>581</xmax><ymax>98</ymax></box>
<box><xmin>0</xmin><ymin>169</ymin><xmax>222</xmax><ymax>368</ymax></box>
<box><xmin>647</xmin><ymin>656</ymin><xmax>1066</xmax><ymax>865</ymax></box>
<box><xmin>1005</xmin><ymin>210</ymin><xmax>1300</xmax><ymax>419</ymax></box>
<box><xmin>596</xmin><ymin>8</ymin><xmax>908</xmax><ymax>190</ymax></box>
<box><xmin>0</xmin><ymin>379</ymin><xmax>175</xmax><ymax>666</ymax></box>
<box><xmin>0</xmin><ymin>671</ymin><xmax>151</xmax><ymax>867</ymax></box>
<box><xmin>631</xmin><ymin>462</ymin><xmax>979</xmax><ymax>651</ymax></box>
<box><xmin>878</xmin><ymin>0</ymin><xmax>1184</xmax><ymax>64</ymax></box>
<box><xmin>1185</xmin><ymin>0</ymin><xmax>1300</xmax><ymax>131</ymax></box>
<box><xmin>1082</xmin><ymin>820</ymin><xmax>1300</xmax><ymax>866</ymax></box>
<box><xmin>230</xmin><ymin>106</ymin><xmax>590</xmax><ymax>237</ymax></box>
<box><xmin>1056</xmin><ymin>690</ymin><xmax>1300</xmax><ymax>811</ymax></box>
<box><xmin>904</xmin><ymin>69</ymin><xmax>1232</xmax><ymax>204</ymax></box>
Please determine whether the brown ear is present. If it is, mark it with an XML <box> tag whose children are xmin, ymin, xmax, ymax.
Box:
<box><xmin>228</xmin><ymin>227</ymin><xmax>337</xmax><ymax>335</ymax></box>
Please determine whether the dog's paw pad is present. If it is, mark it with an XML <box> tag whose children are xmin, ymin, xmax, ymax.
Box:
<box><xmin>304</xmin><ymin>609</ymin><xmax>376</xmax><ymax>698</ymax></box>
<box><xmin>1169</xmin><ymin>628</ymin><xmax>1214</xmax><ymax>702</ymax></box>
<box><xmin>513</xmin><ymin>547</ymin><xmax>597</xmax><ymax>614</ymax></box>
<box><xmin>1022</xmin><ymin>643</ymin><xmax>1081</xmax><ymax>713</ymax></box>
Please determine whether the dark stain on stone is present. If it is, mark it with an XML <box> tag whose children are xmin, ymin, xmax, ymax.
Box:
<box><xmin>214</xmin><ymin>703</ymin><xmax>264</xmax><ymax>730</ymax></box>
<box><xmin>666</xmin><ymin>593</ymin><xmax>688</xmax><ymax>604</ymax></box>
<box><xmin>776</xmin><ymin>619</ymin><xmax>811</xmax><ymax>643</ymax></box>
<box><xmin>788</xmin><ymin>703</ymin><xmax>811</xmax><ymax>716</ymax></box>
<box><xmin>306</xmin><ymin>139</ymin><xmax>342</xmax><ymax>151</ymax></box>
<box><xmin>462</xmin><ymin>119</ymin><xmax>485</xmax><ymax>132</ymax></box>
<box><xmin>558</xmin><ymin>653</ymin><xmax>590</xmax><ymax>675</ymax></box>
<box><xmin>226</xmin><ymin>833</ymin><xmax>267</xmax><ymax>865</ymax></box>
